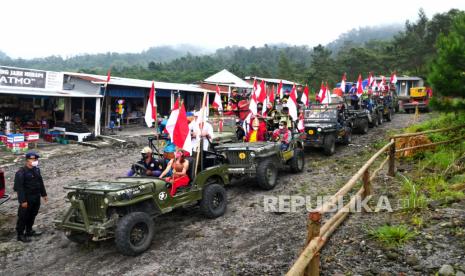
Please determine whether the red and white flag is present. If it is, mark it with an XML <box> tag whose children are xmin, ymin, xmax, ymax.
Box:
<box><xmin>288</xmin><ymin>84</ymin><xmax>298</xmax><ymax>121</ymax></box>
<box><xmin>212</xmin><ymin>84</ymin><xmax>223</xmax><ymax>111</ymax></box>
<box><xmin>297</xmin><ymin>113</ymin><xmax>304</xmax><ymax>132</ymax></box>
<box><xmin>379</xmin><ymin>76</ymin><xmax>386</xmax><ymax>91</ymax></box>
<box><xmin>317</xmin><ymin>82</ymin><xmax>326</xmax><ymax>103</ymax></box>
<box><xmin>356</xmin><ymin>74</ymin><xmax>364</xmax><ymax>98</ymax></box>
<box><xmin>268</xmin><ymin>84</ymin><xmax>275</xmax><ymax>105</ymax></box>
<box><xmin>321</xmin><ymin>83</ymin><xmax>332</xmax><ymax>104</ymax></box>
<box><xmin>104</xmin><ymin>69</ymin><xmax>111</xmax><ymax>87</ymax></box>
<box><xmin>340</xmin><ymin>73</ymin><xmax>347</xmax><ymax>93</ymax></box>
<box><xmin>259</xmin><ymin>80</ymin><xmax>267</xmax><ymax>115</ymax></box>
<box><xmin>144</xmin><ymin>81</ymin><xmax>157</xmax><ymax>127</ymax></box>
<box><xmin>390</xmin><ymin>72</ymin><xmax>397</xmax><ymax>84</ymax></box>
<box><xmin>165</xmin><ymin>99</ymin><xmax>192</xmax><ymax>155</ymax></box>
<box><xmin>301</xmin><ymin>85</ymin><xmax>309</xmax><ymax>107</ymax></box>
<box><xmin>277</xmin><ymin>80</ymin><xmax>284</xmax><ymax>99</ymax></box>
<box><xmin>368</xmin><ymin>72</ymin><xmax>374</xmax><ymax>87</ymax></box>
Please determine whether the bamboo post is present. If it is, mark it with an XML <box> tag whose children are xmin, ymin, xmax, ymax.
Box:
<box><xmin>305</xmin><ymin>212</ymin><xmax>321</xmax><ymax>276</ymax></box>
<box><xmin>388</xmin><ymin>138</ymin><xmax>396</xmax><ymax>177</ymax></box>
<box><xmin>362</xmin><ymin>169</ymin><xmax>372</xmax><ymax>199</ymax></box>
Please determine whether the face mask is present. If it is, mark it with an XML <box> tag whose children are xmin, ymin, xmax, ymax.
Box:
<box><xmin>279</xmin><ymin>126</ymin><xmax>284</xmax><ymax>130</ymax></box>
<box><xmin>175</xmin><ymin>152</ymin><xmax>182</xmax><ymax>159</ymax></box>
<box><xmin>31</xmin><ymin>160</ymin><xmax>39</xmax><ymax>167</ymax></box>
<box><xmin>252</xmin><ymin>126</ymin><xmax>258</xmax><ymax>130</ymax></box>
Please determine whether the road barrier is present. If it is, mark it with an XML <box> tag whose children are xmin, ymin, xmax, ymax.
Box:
<box><xmin>286</xmin><ymin>123</ymin><xmax>465</xmax><ymax>276</ymax></box>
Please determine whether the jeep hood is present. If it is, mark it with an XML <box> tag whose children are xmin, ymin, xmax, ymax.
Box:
<box><xmin>215</xmin><ymin>142</ymin><xmax>279</xmax><ymax>151</ymax></box>
<box><xmin>64</xmin><ymin>177</ymin><xmax>160</xmax><ymax>192</ymax></box>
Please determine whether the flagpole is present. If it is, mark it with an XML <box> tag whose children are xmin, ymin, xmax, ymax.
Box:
<box><xmin>194</xmin><ymin>90</ymin><xmax>207</xmax><ymax>178</ymax></box>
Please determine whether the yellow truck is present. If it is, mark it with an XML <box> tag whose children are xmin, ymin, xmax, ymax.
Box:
<box><xmin>400</xmin><ymin>86</ymin><xmax>432</xmax><ymax>113</ymax></box>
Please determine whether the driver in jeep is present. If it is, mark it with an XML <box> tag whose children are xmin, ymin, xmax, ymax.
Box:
<box><xmin>272</xmin><ymin>121</ymin><xmax>292</xmax><ymax>150</ymax></box>
<box><xmin>127</xmin><ymin>147</ymin><xmax>163</xmax><ymax>177</ymax></box>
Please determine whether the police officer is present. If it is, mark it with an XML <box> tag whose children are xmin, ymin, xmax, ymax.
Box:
<box><xmin>127</xmin><ymin>147</ymin><xmax>163</xmax><ymax>177</ymax></box>
<box><xmin>14</xmin><ymin>151</ymin><xmax>47</xmax><ymax>243</ymax></box>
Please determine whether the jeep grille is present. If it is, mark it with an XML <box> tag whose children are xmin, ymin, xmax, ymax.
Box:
<box><xmin>226</xmin><ymin>151</ymin><xmax>252</xmax><ymax>165</ymax></box>
<box><xmin>81</xmin><ymin>194</ymin><xmax>105</xmax><ymax>220</ymax></box>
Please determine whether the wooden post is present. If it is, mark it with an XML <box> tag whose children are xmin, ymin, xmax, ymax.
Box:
<box><xmin>305</xmin><ymin>212</ymin><xmax>321</xmax><ymax>276</ymax></box>
<box><xmin>388</xmin><ymin>138</ymin><xmax>396</xmax><ymax>177</ymax></box>
<box><xmin>362</xmin><ymin>169</ymin><xmax>372</xmax><ymax>198</ymax></box>
<box><xmin>81</xmin><ymin>98</ymin><xmax>85</xmax><ymax>122</ymax></box>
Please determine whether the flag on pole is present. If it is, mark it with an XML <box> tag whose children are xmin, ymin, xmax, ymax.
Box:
<box><xmin>340</xmin><ymin>73</ymin><xmax>347</xmax><ymax>93</ymax></box>
<box><xmin>212</xmin><ymin>84</ymin><xmax>223</xmax><ymax>111</ymax></box>
<box><xmin>277</xmin><ymin>80</ymin><xmax>283</xmax><ymax>99</ymax></box>
<box><xmin>288</xmin><ymin>83</ymin><xmax>298</xmax><ymax>121</ymax></box>
<box><xmin>297</xmin><ymin>112</ymin><xmax>304</xmax><ymax>132</ymax></box>
<box><xmin>301</xmin><ymin>85</ymin><xmax>309</xmax><ymax>107</ymax></box>
<box><xmin>317</xmin><ymin>82</ymin><xmax>326</xmax><ymax>103</ymax></box>
<box><xmin>368</xmin><ymin>72</ymin><xmax>374</xmax><ymax>87</ymax></box>
<box><xmin>390</xmin><ymin>72</ymin><xmax>397</xmax><ymax>84</ymax></box>
<box><xmin>269</xmin><ymin>84</ymin><xmax>275</xmax><ymax>105</ymax></box>
<box><xmin>321</xmin><ymin>83</ymin><xmax>332</xmax><ymax>104</ymax></box>
<box><xmin>379</xmin><ymin>76</ymin><xmax>386</xmax><ymax>91</ymax></box>
<box><xmin>259</xmin><ymin>80</ymin><xmax>267</xmax><ymax>115</ymax></box>
<box><xmin>144</xmin><ymin>81</ymin><xmax>157</xmax><ymax>127</ymax></box>
<box><xmin>104</xmin><ymin>69</ymin><xmax>111</xmax><ymax>87</ymax></box>
<box><xmin>356</xmin><ymin>74</ymin><xmax>363</xmax><ymax>98</ymax></box>
<box><xmin>165</xmin><ymin>99</ymin><xmax>192</xmax><ymax>155</ymax></box>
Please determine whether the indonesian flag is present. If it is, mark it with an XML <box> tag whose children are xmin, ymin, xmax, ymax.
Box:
<box><xmin>379</xmin><ymin>76</ymin><xmax>386</xmax><ymax>91</ymax></box>
<box><xmin>321</xmin><ymin>83</ymin><xmax>332</xmax><ymax>104</ymax></box>
<box><xmin>212</xmin><ymin>84</ymin><xmax>223</xmax><ymax>111</ymax></box>
<box><xmin>277</xmin><ymin>80</ymin><xmax>284</xmax><ymax>99</ymax></box>
<box><xmin>356</xmin><ymin>74</ymin><xmax>363</xmax><ymax>97</ymax></box>
<box><xmin>249</xmin><ymin>80</ymin><xmax>258</xmax><ymax>115</ymax></box>
<box><xmin>165</xmin><ymin>99</ymin><xmax>192</xmax><ymax>155</ymax></box>
<box><xmin>301</xmin><ymin>85</ymin><xmax>309</xmax><ymax>107</ymax></box>
<box><xmin>340</xmin><ymin>73</ymin><xmax>347</xmax><ymax>93</ymax></box>
<box><xmin>288</xmin><ymin>83</ymin><xmax>298</xmax><ymax>121</ymax></box>
<box><xmin>390</xmin><ymin>72</ymin><xmax>397</xmax><ymax>84</ymax></box>
<box><xmin>269</xmin><ymin>84</ymin><xmax>275</xmax><ymax>105</ymax></box>
<box><xmin>317</xmin><ymin>82</ymin><xmax>326</xmax><ymax>103</ymax></box>
<box><xmin>259</xmin><ymin>80</ymin><xmax>267</xmax><ymax>115</ymax></box>
<box><xmin>368</xmin><ymin>72</ymin><xmax>374</xmax><ymax>87</ymax></box>
<box><xmin>104</xmin><ymin>69</ymin><xmax>111</xmax><ymax>87</ymax></box>
<box><xmin>144</xmin><ymin>81</ymin><xmax>157</xmax><ymax>127</ymax></box>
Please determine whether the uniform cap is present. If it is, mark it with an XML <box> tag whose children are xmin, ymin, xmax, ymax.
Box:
<box><xmin>25</xmin><ymin>151</ymin><xmax>40</xmax><ymax>159</ymax></box>
<box><xmin>140</xmin><ymin>147</ymin><xmax>152</xmax><ymax>154</ymax></box>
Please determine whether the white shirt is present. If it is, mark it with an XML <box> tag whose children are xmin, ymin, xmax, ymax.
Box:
<box><xmin>200</xmin><ymin>122</ymin><xmax>214</xmax><ymax>151</ymax></box>
<box><xmin>189</xmin><ymin>120</ymin><xmax>200</xmax><ymax>150</ymax></box>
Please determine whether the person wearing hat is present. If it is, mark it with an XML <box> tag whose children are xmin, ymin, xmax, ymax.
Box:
<box><xmin>14</xmin><ymin>151</ymin><xmax>47</xmax><ymax>243</ymax></box>
<box><xmin>127</xmin><ymin>147</ymin><xmax>163</xmax><ymax>177</ymax></box>
<box><xmin>244</xmin><ymin>117</ymin><xmax>266</xmax><ymax>142</ymax></box>
<box><xmin>272</xmin><ymin>121</ymin><xmax>292</xmax><ymax>150</ymax></box>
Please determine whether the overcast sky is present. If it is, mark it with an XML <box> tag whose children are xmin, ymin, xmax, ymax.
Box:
<box><xmin>2</xmin><ymin>0</ymin><xmax>464</xmax><ymax>59</ymax></box>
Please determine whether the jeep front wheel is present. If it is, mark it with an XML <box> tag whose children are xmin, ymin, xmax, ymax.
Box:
<box><xmin>290</xmin><ymin>148</ymin><xmax>305</xmax><ymax>173</ymax></box>
<box><xmin>200</xmin><ymin>184</ymin><xmax>227</xmax><ymax>219</ymax></box>
<box><xmin>323</xmin><ymin>134</ymin><xmax>336</xmax><ymax>156</ymax></box>
<box><xmin>115</xmin><ymin>212</ymin><xmax>155</xmax><ymax>256</ymax></box>
<box><xmin>257</xmin><ymin>159</ymin><xmax>278</xmax><ymax>190</ymax></box>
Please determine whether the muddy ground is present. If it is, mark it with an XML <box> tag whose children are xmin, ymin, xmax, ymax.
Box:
<box><xmin>1</xmin><ymin>113</ymin><xmax>463</xmax><ymax>275</ymax></box>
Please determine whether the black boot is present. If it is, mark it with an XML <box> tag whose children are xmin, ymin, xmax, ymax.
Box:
<box><xmin>17</xmin><ymin>234</ymin><xmax>31</xmax><ymax>243</ymax></box>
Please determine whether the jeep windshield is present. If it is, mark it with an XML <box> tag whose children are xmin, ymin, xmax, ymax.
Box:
<box><xmin>304</xmin><ymin>108</ymin><xmax>337</xmax><ymax>122</ymax></box>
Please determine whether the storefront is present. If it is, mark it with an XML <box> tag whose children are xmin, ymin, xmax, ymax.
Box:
<box><xmin>0</xmin><ymin>66</ymin><xmax>102</xmax><ymax>150</ymax></box>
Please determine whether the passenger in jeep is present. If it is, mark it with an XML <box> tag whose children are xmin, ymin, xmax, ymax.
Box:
<box><xmin>159</xmin><ymin>150</ymin><xmax>190</xmax><ymax>196</ymax></box>
<box><xmin>272</xmin><ymin>121</ymin><xmax>292</xmax><ymax>150</ymax></box>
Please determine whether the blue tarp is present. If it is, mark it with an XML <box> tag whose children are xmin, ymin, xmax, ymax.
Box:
<box><xmin>101</xmin><ymin>86</ymin><xmax>171</xmax><ymax>98</ymax></box>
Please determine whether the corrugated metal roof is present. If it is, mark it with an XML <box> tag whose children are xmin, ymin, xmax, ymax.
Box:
<box><xmin>244</xmin><ymin>76</ymin><xmax>298</xmax><ymax>86</ymax></box>
<box><xmin>204</xmin><ymin>69</ymin><xmax>253</xmax><ymax>88</ymax></box>
<box><xmin>64</xmin><ymin>72</ymin><xmax>207</xmax><ymax>93</ymax></box>
<box><xmin>0</xmin><ymin>86</ymin><xmax>103</xmax><ymax>98</ymax></box>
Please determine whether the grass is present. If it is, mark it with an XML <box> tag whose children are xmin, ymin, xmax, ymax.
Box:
<box><xmin>399</xmin><ymin>174</ymin><xmax>428</xmax><ymax>211</ymax></box>
<box><xmin>368</xmin><ymin>224</ymin><xmax>416</xmax><ymax>247</ymax></box>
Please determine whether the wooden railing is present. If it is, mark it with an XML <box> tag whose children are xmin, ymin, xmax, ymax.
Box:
<box><xmin>286</xmin><ymin>124</ymin><xmax>465</xmax><ymax>276</ymax></box>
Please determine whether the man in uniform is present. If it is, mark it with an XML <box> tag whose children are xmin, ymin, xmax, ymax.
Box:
<box><xmin>127</xmin><ymin>147</ymin><xmax>163</xmax><ymax>177</ymax></box>
<box><xmin>14</xmin><ymin>151</ymin><xmax>47</xmax><ymax>243</ymax></box>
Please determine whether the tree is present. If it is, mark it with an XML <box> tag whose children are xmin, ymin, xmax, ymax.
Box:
<box><xmin>277</xmin><ymin>52</ymin><xmax>294</xmax><ymax>80</ymax></box>
<box><xmin>428</xmin><ymin>12</ymin><xmax>465</xmax><ymax>108</ymax></box>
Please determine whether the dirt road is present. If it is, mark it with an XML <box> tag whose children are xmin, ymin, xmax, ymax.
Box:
<box><xmin>0</xmin><ymin>113</ymin><xmax>434</xmax><ymax>275</ymax></box>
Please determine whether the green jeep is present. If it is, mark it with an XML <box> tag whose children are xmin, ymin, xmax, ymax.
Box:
<box><xmin>215</xmin><ymin>136</ymin><xmax>305</xmax><ymax>190</ymax></box>
<box><xmin>55</xmin><ymin>150</ymin><xmax>230</xmax><ymax>256</ymax></box>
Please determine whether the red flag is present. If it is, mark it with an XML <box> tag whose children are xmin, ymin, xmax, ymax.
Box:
<box><xmin>356</xmin><ymin>74</ymin><xmax>363</xmax><ymax>97</ymax></box>
<box><xmin>165</xmin><ymin>99</ymin><xmax>192</xmax><ymax>154</ymax></box>
<box><xmin>144</xmin><ymin>81</ymin><xmax>157</xmax><ymax>127</ymax></box>
<box><xmin>212</xmin><ymin>84</ymin><xmax>223</xmax><ymax>111</ymax></box>
<box><xmin>106</xmin><ymin>69</ymin><xmax>111</xmax><ymax>83</ymax></box>
<box><xmin>288</xmin><ymin>84</ymin><xmax>298</xmax><ymax>121</ymax></box>
<box><xmin>368</xmin><ymin>72</ymin><xmax>374</xmax><ymax>87</ymax></box>
<box><xmin>257</xmin><ymin>80</ymin><xmax>267</xmax><ymax>103</ymax></box>
<box><xmin>317</xmin><ymin>82</ymin><xmax>326</xmax><ymax>103</ymax></box>
<box><xmin>269</xmin><ymin>84</ymin><xmax>275</xmax><ymax>104</ymax></box>
<box><xmin>321</xmin><ymin>82</ymin><xmax>332</xmax><ymax>104</ymax></box>
<box><xmin>301</xmin><ymin>85</ymin><xmax>309</xmax><ymax>107</ymax></box>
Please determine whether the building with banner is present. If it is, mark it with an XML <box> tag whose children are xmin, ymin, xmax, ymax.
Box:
<box><xmin>0</xmin><ymin>66</ymin><xmax>102</xmax><ymax>144</ymax></box>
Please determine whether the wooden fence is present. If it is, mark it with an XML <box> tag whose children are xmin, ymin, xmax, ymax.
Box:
<box><xmin>286</xmin><ymin>124</ymin><xmax>465</xmax><ymax>276</ymax></box>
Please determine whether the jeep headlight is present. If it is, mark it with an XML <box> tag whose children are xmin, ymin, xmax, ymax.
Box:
<box><xmin>103</xmin><ymin>197</ymin><xmax>109</xmax><ymax>204</ymax></box>
<box><xmin>317</xmin><ymin>127</ymin><xmax>322</xmax><ymax>132</ymax></box>
<box><xmin>308</xmin><ymin>129</ymin><xmax>314</xmax><ymax>135</ymax></box>
<box><xmin>238</xmin><ymin>152</ymin><xmax>247</xmax><ymax>159</ymax></box>
<box><xmin>250</xmin><ymin>152</ymin><xmax>255</xmax><ymax>158</ymax></box>
<box><xmin>71</xmin><ymin>195</ymin><xmax>76</xmax><ymax>201</ymax></box>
